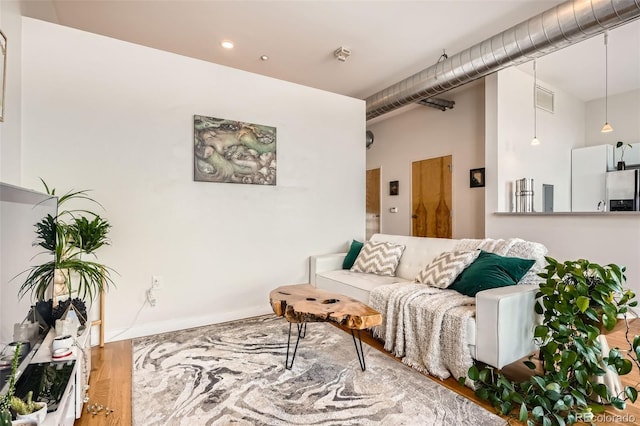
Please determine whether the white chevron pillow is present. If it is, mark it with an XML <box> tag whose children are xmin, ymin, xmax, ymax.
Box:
<box><xmin>350</xmin><ymin>241</ymin><xmax>406</xmax><ymax>277</ymax></box>
<box><xmin>415</xmin><ymin>250</ymin><xmax>481</xmax><ymax>288</ymax></box>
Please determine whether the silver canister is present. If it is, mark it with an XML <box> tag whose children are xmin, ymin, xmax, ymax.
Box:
<box><xmin>514</xmin><ymin>178</ymin><xmax>535</xmax><ymax>212</ymax></box>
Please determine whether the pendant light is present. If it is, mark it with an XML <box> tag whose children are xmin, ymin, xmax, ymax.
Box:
<box><xmin>531</xmin><ymin>59</ymin><xmax>540</xmax><ymax>146</ymax></box>
<box><xmin>601</xmin><ymin>31</ymin><xmax>613</xmax><ymax>133</ymax></box>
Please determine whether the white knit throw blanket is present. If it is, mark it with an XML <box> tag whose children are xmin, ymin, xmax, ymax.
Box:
<box><xmin>370</xmin><ymin>283</ymin><xmax>476</xmax><ymax>387</ymax></box>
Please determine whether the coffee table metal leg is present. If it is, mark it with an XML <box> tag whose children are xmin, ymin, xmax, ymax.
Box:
<box><xmin>351</xmin><ymin>329</ymin><xmax>367</xmax><ymax>371</ymax></box>
<box><xmin>285</xmin><ymin>322</ymin><xmax>306</xmax><ymax>369</ymax></box>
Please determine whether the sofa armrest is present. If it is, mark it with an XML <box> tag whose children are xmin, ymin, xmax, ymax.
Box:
<box><xmin>475</xmin><ymin>285</ymin><xmax>539</xmax><ymax>369</ymax></box>
<box><xmin>309</xmin><ymin>253</ymin><xmax>347</xmax><ymax>286</ymax></box>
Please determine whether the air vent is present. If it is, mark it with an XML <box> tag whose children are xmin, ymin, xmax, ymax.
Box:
<box><xmin>417</xmin><ymin>98</ymin><xmax>455</xmax><ymax>111</ymax></box>
<box><xmin>535</xmin><ymin>86</ymin><xmax>554</xmax><ymax>113</ymax></box>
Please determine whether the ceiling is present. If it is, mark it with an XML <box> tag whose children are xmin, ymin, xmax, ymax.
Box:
<box><xmin>21</xmin><ymin>1</ymin><xmax>640</xmax><ymax>104</ymax></box>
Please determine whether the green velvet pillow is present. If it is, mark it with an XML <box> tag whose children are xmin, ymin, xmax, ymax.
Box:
<box><xmin>343</xmin><ymin>240</ymin><xmax>364</xmax><ymax>269</ymax></box>
<box><xmin>449</xmin><ymin>250</ymin><xmax>535</xmax><ymax>297</ymax></box>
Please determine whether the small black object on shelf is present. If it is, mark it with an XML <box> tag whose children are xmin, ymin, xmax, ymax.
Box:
<box><xmin>35</xmin><ymin>298</ymin><xmax>88</xmax><ymax>327</ymax></box>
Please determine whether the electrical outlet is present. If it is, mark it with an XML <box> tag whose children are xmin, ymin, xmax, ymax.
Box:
<box><xmin>152</xmin><ymin>275</ymin><xmax>163</xmax><ymax>289</ymax></box>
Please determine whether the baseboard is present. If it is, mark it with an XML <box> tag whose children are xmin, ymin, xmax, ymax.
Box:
<box><xmin>102</xmin><ymin>304</ymin><xmax>273</xmax><ymax>343</ymax></box>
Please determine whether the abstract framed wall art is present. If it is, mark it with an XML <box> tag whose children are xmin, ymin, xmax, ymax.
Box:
<box><xmin>194</xmin><ymin>115</ymin><xmax>277</xmax><ymax>185</ymax></box>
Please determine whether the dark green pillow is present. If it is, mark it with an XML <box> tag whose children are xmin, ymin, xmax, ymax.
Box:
<box><xmin>449</xmin><ymin>250</ymin><xmax>535</xmax><ymax>297</ymax></box>
<box><xmin>343</xmin><ymin>240</ymin><xmax>364</xmax><ymax>269</ymax></box>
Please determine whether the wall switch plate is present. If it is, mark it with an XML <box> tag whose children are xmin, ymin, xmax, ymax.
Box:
<box><xmin>152</xmin><ymin>276</ymin><xmax>163</xmax><ymax>289</ymax></box>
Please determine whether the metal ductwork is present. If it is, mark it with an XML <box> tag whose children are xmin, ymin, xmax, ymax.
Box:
<box><xmin>365</xmin><ymin>0</ymin><xmax>640</xmax><ymax>121</ymax></box>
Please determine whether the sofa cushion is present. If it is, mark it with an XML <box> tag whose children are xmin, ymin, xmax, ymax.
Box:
<box><xmin>350</xmin><ymin>240</ymin><xmax>405</xmax><ymax>277</ymax></box>
<box><xmin>342</xmin><ymin>240</ymin><xmax>364</xmax><ymax>269</ymax></box>
<box><xmin>454</xmin><ymin>238</ymin><xmax>548</xmax><ymax>285</ymax></box>
<box><xmin>454</xmin><ymin>238</ymin><xmax>518</xmax><ymax>256</ymax></box>
<box><xmin>370</xmin><ymin>234</ymin><xmax>459</xmax><ymax>280</ymax></box>
<box><xmin>504</xmin><ymin>239</ymin><xmax>548</xmax><ymax>285</ymax></box>
<box><xmin>449</xmin><ymin>251</ymin><xmax>535</xmax><ymax>297</ymax></box>
<box><xmin>316</xmin><ymin>269</ymin><xmax>410</xmax><ymax>303</ymax></box>
<box><xmin>415</xmin><ymin>250</ymin><xmax>481</xmax><ymax>288</ymax></box>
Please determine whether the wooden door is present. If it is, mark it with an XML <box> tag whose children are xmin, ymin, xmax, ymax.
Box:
<box><xmin>365</xmin><ymin>168</ymin><xmax>380</xmax><ymax>240</ymax></box>
<box><xmin>411</xmin><ymin>156</ymin><xmax>452</xmax><ymax>238</ymax></box>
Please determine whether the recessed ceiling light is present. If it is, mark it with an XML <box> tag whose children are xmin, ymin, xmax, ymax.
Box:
<box><xmin>260</xmin><ymin>55</ymin><xmax>269</xmax><ymax>61</ymax></box>
<box><xmin>220</xmin><ymin>40</ymin><xmax>234</xmax><ymax>49</ymax></box>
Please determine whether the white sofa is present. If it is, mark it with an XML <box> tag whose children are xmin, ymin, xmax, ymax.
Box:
<box><xmin>310</xmin><ymin>233</ymin><xmax>544</xmax><ymax>369</ymax></box>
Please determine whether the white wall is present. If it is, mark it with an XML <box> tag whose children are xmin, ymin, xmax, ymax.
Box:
<box><xmin>486</xmin><ymin>73</ymin><xmax>640</xmax><ymax>301</ymax></box>
<box><xmin>366</xmin><ymin>83</ymin><xmax>485</xmax><ymax>238</ymax></box>
<box><xmin>0</xmin><ymin>0</ymin><xmax>23</xmax><ymax>185</ymax></box>
<box><xmin>20</xmin><ymin>18</ymin><xmax>365</xmax><ymax>341</ymax></box>
<box><xmin>585</xmin><ymin>89</ymin><xmax>640</xmax><ymax>165</ymax></box>
<box><xmin>495</xmin><ymin>67</ymin><xmax>585</xmax><ymax>212</ymax></box>
<box><xmin>486</xmin><ymin>214</ymin><xmax>640</xmax><ymax>301</ymax></box>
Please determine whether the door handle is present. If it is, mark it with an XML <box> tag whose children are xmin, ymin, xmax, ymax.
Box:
<box><xmin>411</xmin><ymin>215</ymin><xmax>418</xmax><ymax>219</ymax></box>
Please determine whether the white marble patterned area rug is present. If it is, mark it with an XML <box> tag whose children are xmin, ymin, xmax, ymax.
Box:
<box><xmin>132</xmin><ymin>314</ymin><xmax>506</xmax><ymax>426</ymax></box>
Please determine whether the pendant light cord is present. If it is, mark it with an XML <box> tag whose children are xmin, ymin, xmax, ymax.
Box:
<box><xmin>533</xmin><ymin>59</ymin><xmax>537</xmax><ymax>138</ymax></box>
<box><xmin>600</xmin><ymin>31</ymin><xmax>613</xmax><ymax>133</ymax></box>
<box><xmin>604</xmin><ymin>31</ymin><xmax>609</xmax><ymax>123</ymax></box>
<box><xmin>531</xmin><ymin>59</ymin><xmax>540</xmax><ymax>145</ymax></box>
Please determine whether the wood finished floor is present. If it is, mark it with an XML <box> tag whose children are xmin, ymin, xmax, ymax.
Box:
<box><xmin>74</xmin><ymin>340</ymin><xmax>132</xmax><ymax>426</ymax></box>
<box><xmin>74</xmin><ymin>321</ymin><xmax>640</xmax><ymax>426</ymax></box>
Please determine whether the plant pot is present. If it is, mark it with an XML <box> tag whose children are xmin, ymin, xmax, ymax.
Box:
<box><xmin>53</xmin><ymin>298</ymin><xmax>87</xmax><ymax>326</ymax></box>
<box><xmin>52</xmin><ymin>268</ymin><xmax>69</xmax><ymax>306</ymax></box>
<box><xmin>35</xmin><ymin>300</ymin><xmax>55</xmax><ymax>327</ymax></box>
<box><xmin>15</xmin><ymin>402</ymin><xmax>47</xmax><ymax>425</ymax></box>
<box><xmin>617</xmin><ymin>161</ymin><xmax>626</xmax><ymax>170</ymax></box>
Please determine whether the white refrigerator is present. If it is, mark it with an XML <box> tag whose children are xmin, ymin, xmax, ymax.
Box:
<box><xmin>571</xmin><ymin>144</ymin><xmax>614</xmax><ymax>212</ymax></box>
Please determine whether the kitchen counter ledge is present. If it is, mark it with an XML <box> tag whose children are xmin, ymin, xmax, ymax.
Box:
<box><xmin>494</xmin><ymin>211</ymin><xmax>640</xmax><ymax>216</ymax></box>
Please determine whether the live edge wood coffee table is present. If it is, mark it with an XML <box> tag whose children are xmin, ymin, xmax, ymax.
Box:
<box><xmin>269</xmin><ymin>284</ymin><xmax>382</xmax><ymax>371</ymax></box>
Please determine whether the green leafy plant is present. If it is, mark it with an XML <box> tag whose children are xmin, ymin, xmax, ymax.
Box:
<box><xmin>461</xmin><ymin>257</ymin><xmax>640</xmax><ymax>426</ymax></box>
<box><xmin>18</xmin><ymin>179</ymin><xmax>114</xmax><ymax>302</ymax></box>
<box><xmin>10</xmin><ymin>391</ymin><xmax>44</xmax><ymax>415</ymax></box>
<box><xmin>68</xmin><ymin>215</ymin><xmax>111</xmax><ymax>254</ymax></box>
<box><xmin>616</xmin><ymin>141</ymin><xmax>633</xmax><ymax>162</ymax></box>
<box><xmin>0</xmin><ymin>342</ymin><xmax>22</xmax><ymax>425</ymax></box>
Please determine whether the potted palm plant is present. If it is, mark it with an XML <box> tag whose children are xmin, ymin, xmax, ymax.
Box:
<box><xmin>18</xmin><ymin>180</ymin><xmax>114</xmax><ymax>324</ymax></box>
